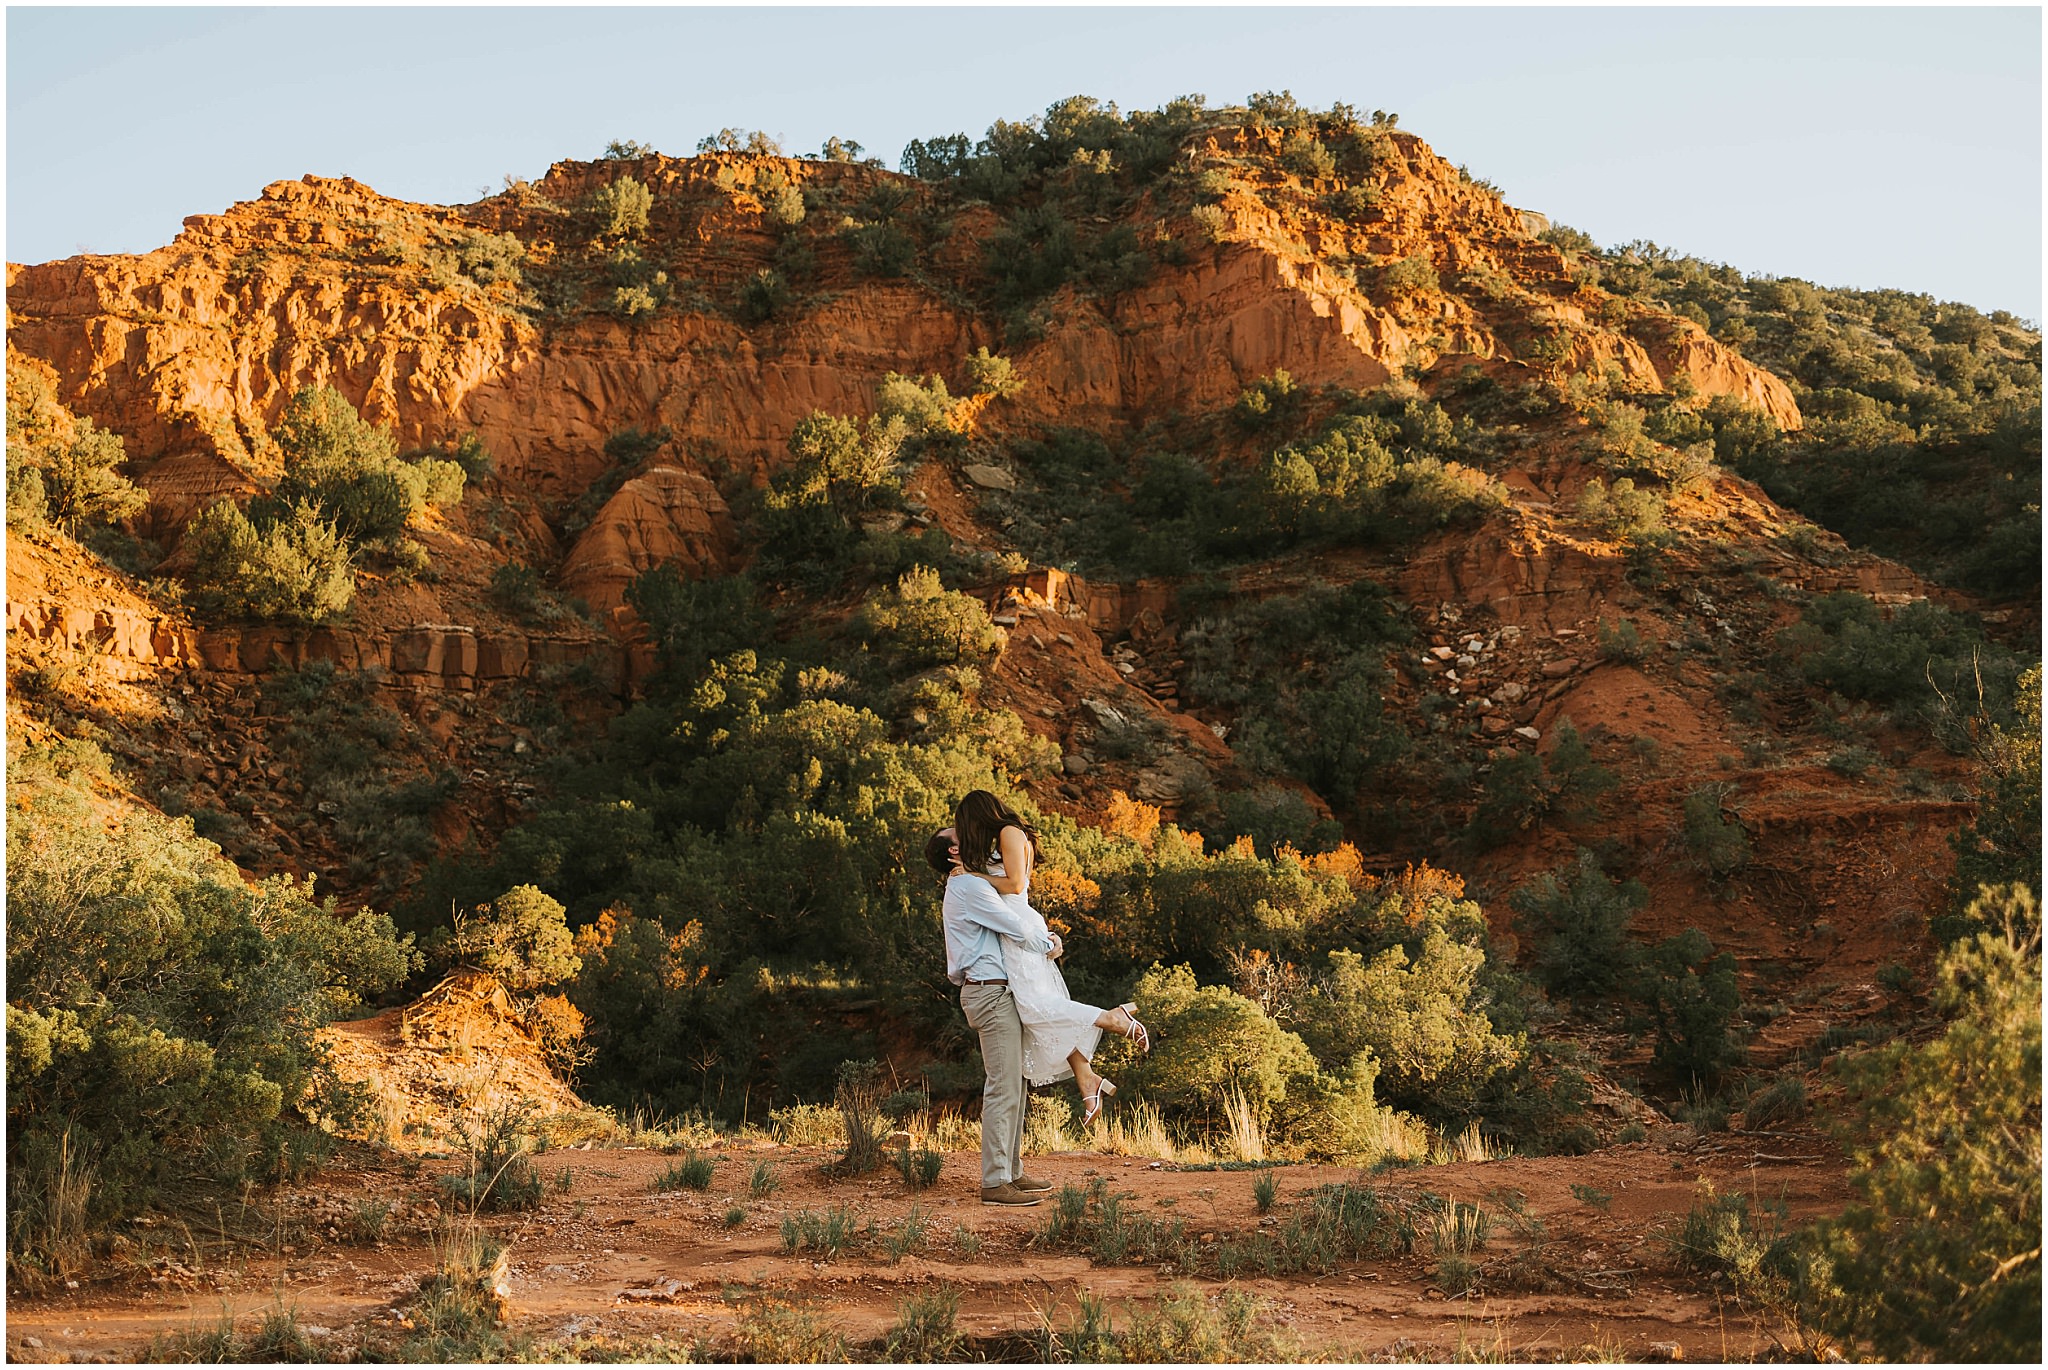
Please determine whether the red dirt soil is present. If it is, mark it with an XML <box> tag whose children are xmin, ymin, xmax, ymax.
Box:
<box><xmin>5</xmin><ymin>1131</ymin><xmax>1847</xmax><ymax>1363</ymax></box>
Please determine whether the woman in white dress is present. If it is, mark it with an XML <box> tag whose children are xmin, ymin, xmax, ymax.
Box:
<box><xmin>953</xmin><ymin>790</ymin><xmax>1150</xmax><ymax>1125</ymax></box>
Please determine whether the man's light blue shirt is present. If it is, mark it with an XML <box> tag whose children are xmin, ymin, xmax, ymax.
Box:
<box><xmin>943</xmin><ymin>871</ymin><xmax>1053</xmax><ymax>985</ymax></box>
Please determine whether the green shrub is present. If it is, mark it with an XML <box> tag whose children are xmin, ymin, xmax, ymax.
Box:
<box><xmin>428</xmin><ymin>885</ymin><xmax>580</xmax><ymax>992</ymax></box>
<box><xmin>846</xmin><ymin>221</ymin><xmax>914</xmax><ymax>278</ymax></box>
<box><xmin>1251</xmin><ymin>1171</ymin><xmax>1278</xmax><ymax>1213</ymax></box>
<box><xmin>653</xmin><ymin>1152</ymin><xmax>715</xmax><ymax>1192</ymax></box>
<box><xmin>1509</xmin><ymin>849</ymin><xmax>1646</xmax><ymax>1008</ymax></box>
<box><xmin>1742</xmin><ymin>1075</ymin><xmax>1808</xmax><ymax>1129</ymax></box>
<box><xmin>748</xmin><ymin>1159</ymin><xmax>781</xmax><ymax>1198</ymax></box>
<box><xmin>739</xmin><ymin>267</ymin><xmax>792</xmax><ymax>322</ymax></box>
<box><xmin>757</xmin><ymin>169</ymin><xmax>806</xmax><ymax>228</ymax></box>
<box><xmin>7</xmin><ymin>463</ymin><xmax>50</xmax><ymax>530</ymax></box>
<box><xmin>449</xmin><ymin>433</ymin><xmax>495</xmax><ymax>481</ymax></box>
<box><xmin>6</xmin><ymin>742</ymin><xmax>416</xmax><ymax>1281</ymax></box>
<box><xmin>1799</xmin><ymin>908</ymin><xmax>2040</xmax><ymax>1361</ymax></box>
<box><xmin>489</xmin><ymin>562</ymin><xmax>543</xmax><ymax>618</ymax></box>
<box><xmin>1597</xmin><ymin>617</ymin><xmax>1647</xmax><ymax>664</ymax></box>
<box><xmin>1633</xmin><ymin>928</ymin><xmax>1744</xmax><ymax>1086</ymax></box>
<box><xmin>263</xmin><ymin>386</ymin><xmax>460</xmax><ymax>545</ymax></box>
<box><xmin>1231</xmin><ymin>368</ymin><xmax>1298</xmax><ymax>430</ymax></box>
<box><xmin>965</xmin><ymin>346</ymin><xmax>1024</xmax><ymax>398</ymax></box>
<box><xmin>1576</xmin><ymin>476</ymin><xmax>1665</xmax><ymax>537</ymax></box>
<box><xmin>1327</xmin><ymin>184</ymin><xmax>1379</xmax><ymax>219</ymax></box>
<box><xmin>1292</xmin><ymin>931</ymin><xmax>1526</xmax><ymax>1121</ymax></box>
<box><xmin>181</xmin><ymin>498</ymin><xmax>356</xmax><ymax>624</ymax></box>
<box><xmin>1773</xmin><ymin>593</ymin><xmax>2023</xmax><ymax>750</ymax></box>
<box><xmin>885</xmin><ymin>1285</ymin><xmax>961</xmax><ymax>1362</ymax></box>
<box><xmin>875</xmin><ymin>372</ymin><xmax>957</xmax><ymax>433</ymax></box>
<box><xmin>439</xmin><ymin>1103</ymin><xmax>545</xmax><ymax>1214</ymax></box>
<box><xmin>858</xmin><ymin>565</ymin><xmax>1002</xmax><ymax>668</ymax></box>
<box><xmin>1946</xmin><ymin>663</ymin><xmax>2041</xmax><ymax>913</ymax></box>
<box><xmin>834</xmin><ymin>1058</ymin><xmax>889</xmax><ymax>1176</ymax></box>
<box><xmin>400</xmin><ymin>1225</ymin><xmax>516</xmax><ymax>1362</ymax></box>
<box><xmin>1670</xmin><ymin>1180</ymin><xmax>1787</xmax><ymax>1294</ymax></box>
<box><xmin>1467</xmin><ymin>720</ymin><xmax>1617</xmax><ymax>848</ymax></box>
<box><xmin>1378</xmin><ymin>252</ymin><xmax>1439</xmax><ymax>297</ymax></box>
<box><xmin>590</xmin><ymin>176</ymin><xmax>652</xmax><ymax>239</ymax></box>
<box><xmin>779</xmin><ymin>1206</ymin><xmax>861</xmax><ymax>1257</ymax></box>
<box><xmin>895</xmin><ymin>1147</ymin><xmax>944</xmax><ymax>1190</ymax></box>
<box><xmin>1125</xmin><ymin>965</ymin><xmax>1317</xmax><ymax>1118</ymax></box>
<box><xmin>1681</xmin><ymin>785</ymin><xmax>1751</xmax><ymax>877</ymax></box>
<box><xmin>28</xmin><ymin>420</ymin><xmax>144</xmax><ymax>533</ymax></box>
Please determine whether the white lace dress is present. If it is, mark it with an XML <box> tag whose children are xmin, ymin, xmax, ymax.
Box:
<box><xmin>990</xmin><ymin>857</ymin><xmax>1106</xmax><ymax>1086</ymax></box>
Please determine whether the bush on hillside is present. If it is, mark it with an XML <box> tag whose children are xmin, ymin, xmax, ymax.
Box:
<box><xmin>6</xmin><ymin>741</ymin><xmax>417</xmax><ymax>1284</ymax></box>
<box><xmin>857</xmin><ymin>566</ymin><xmax>1002</xmax><ymax>670</ymax></box>
<box><xmin>965</xmin><ymin>347</ymin><xmax>1024</xmax><ymax>398</ymax></box>
<box><xmin>1944</xmin><ymin>666</ymin><xmax>2041</xmax><ymax>937</ymax></box>
<box><xmin>181</xmin><ymin>499</ymin><xmax>356</xmax><ymax>624</ymax></box>
<box><xmin>1773</xmin><ymin>592</ymin><xmax>2024</xmax><ymax>749</ymax></box>
<box><xmin>5</xmin><ymin>362</ymin><xmax>145</xmax><ymax>534</ymax></box>
<box><xmin>590</xmin><ymin>176</ymin><xmax>652</xmax><ymax>239</ymax></box>
<box><xmin>1509</xmin><ymin>849</ymin><xmax>1646</xmax><ymax>1008</ymax></box>
<box><xmin>263</xmin><ymin>386</ymin><xmax>464</xmax><ymax>544</ymax></box>
<box><xmin>1798</xmin><ymin>893</ymin><xmax>2040</xmax><ymax>1361</ymax></box>
<box><xmin>429</xmin><ymin>885</ymin><xmax>581</xmax><ymax>993</ymax></box>
<box><xmin>1633</xmin><ymin>928</ymin><xmax>1744</xmax><ymax>1087</ymax></box>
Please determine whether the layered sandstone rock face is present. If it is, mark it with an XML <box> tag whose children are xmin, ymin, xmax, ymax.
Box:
<box><xmin>6</xmin><ymin>128</ymin><xmax>1798</xmax><ymax>566</ymax></box>
<box><xmin>558</xmin><ymin>466</ymin><xmax>735</xmax><ymax>615</ymax></box>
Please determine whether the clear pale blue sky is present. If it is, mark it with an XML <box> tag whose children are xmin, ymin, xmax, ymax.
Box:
<box><xmin>7</xmin><ymin>5</ymin><xmax>2041</xmax><ymax>319</ymax></box>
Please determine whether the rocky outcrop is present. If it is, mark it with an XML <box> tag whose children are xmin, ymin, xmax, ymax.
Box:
<box><xmin>557</xmin><ymin>465</ymin><xmax>736</xmax><ymax>614</ymax></box>
<box><xmin>7</xmin><ymin>594</ymin><xmax>627</xmax><ymax>693</ymax></box>
<box><xmin>8</xmin><ymin>130</ymin><xmax>1800</xmax><ymax>560</ymax></box>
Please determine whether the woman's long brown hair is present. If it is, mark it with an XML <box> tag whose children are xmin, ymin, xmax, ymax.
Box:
<box><xmin>954</xmin><ymin>789</ymin><xmax>1039</xmax><ymax>875</ymax></box>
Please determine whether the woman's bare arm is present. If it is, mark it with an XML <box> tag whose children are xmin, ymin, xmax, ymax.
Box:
<box><xmin>982</xmin><ymin>825</ymin><xmax>1032</xmax><ymax>895</ymax></box>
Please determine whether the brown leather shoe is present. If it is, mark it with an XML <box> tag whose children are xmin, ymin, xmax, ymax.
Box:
<box><xmin>1013</xmin><ymin>1174</ymin><xmax>1054</xmax><ymax>1192</ymax></box>
<box><xmin>980</xmin><ymin>1182</ymin><xmax>1045</xmax><ymax>1206</ymax></box>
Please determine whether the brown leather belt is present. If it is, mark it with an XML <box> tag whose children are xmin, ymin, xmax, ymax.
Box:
<box><xmin>964</xmin><ymin>978</ymin><xmax>1009</xmax><ymax>986</ymax></box>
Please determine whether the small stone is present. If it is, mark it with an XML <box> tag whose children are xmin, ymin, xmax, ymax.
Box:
<box><xmin>1431</xmin><ymin>645</ymin><xmax>1456</xmax><ymax>661</ymax></box>
<box><xmin>961</xmin><ymin>464</ymin><xmax>1017</xmax><ymax>492</ymax></box>
<box><xmin>1456</xmin><ymin>654</ymin><xmax>1476</xmax><ymax>669</ymax></box>
<box><xmin>1515</xmin><ymin>726</ymin><xmax>1541</xmax><ymax>741</ymax></box>
<box><xmin>1056</xmin><ymin>633</ymin><xmax>1076</xmax><ymax>646</ymax></box>
<box><xmin>1482</xmin><ymin>716</ymin><xmax>1514</xmax><ymax>735</ymax></box>
<box><xmin>23</xmin><ymin>1337</ymin><xmax>43</xmax><ymax>1350</ymax></box>
<box><xmin>1498</xmin><ymin>681</ymin><xmax>1527</xmax><ymax>702</ymax></box>
<box><xmin>1061</xmin><ymin>754</ymin><xmax>1090</xmax><ymax>776</ymax></box>
<box><xmin>1541</xmin><ymin>658</ymin><xmax>1580</xmax><ymax>678</ymax></box>
<box><xmin>1647</xmin><ymin>1342</ymin><xmax>1685</xmax><ymax>1362</ymax></box>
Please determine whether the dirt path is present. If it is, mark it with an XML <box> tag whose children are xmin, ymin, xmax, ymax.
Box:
<box><xmin>7</xmin><ymin>1130</ymin><xmax>1849</xmax><ymax>1363</ymax></box>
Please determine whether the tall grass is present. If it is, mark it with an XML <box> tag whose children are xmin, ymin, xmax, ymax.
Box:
<box><xmin>1086</xmin><ymin>1098</ymin><xmax>1208</xmax><ymax>1164</ymax></box>
<box><xmin>885</xmin><ymin>1285</ymin><xmax>963</xmax><ymax>1361</ymax></box>
<box><xmin>731</xmin><ymin>1292</ymin><xmax>845</xmax><ymax>1363</ymax></box>
<box><xmin>1429</xmin><ymin>1121</ymin><xmax>1510</xmax><ymax>1165</ymax></box>
<box><xmin>7</xmin><ymin>1129</ymin><xmax>93</xmax><ymax>1289</ymax></box>
<box><xmin>1221</xmin><ymin>1086</ymin><xmax>1267</xmax><ymax>1163</ymax></box>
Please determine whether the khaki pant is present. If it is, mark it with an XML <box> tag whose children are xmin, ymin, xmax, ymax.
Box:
<box><xmin>962</xmin><ymin>982</ymin><xmax>1026</xmax><ymax>1189</ymax></box>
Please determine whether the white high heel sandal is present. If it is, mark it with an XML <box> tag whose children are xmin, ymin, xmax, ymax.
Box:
<box><xmin>1118</xmin><ymin>1002</ymin><xmax>1152</xmax><ymax>1055</ymax></box>
<box><xmin>1081</xmin><ymin>1077</ymin><xmax>1118</xmax><ymax>1127</ymax></box>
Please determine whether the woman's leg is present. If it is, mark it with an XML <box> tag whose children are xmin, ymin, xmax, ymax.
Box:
<box><xmin>1069</xmin><ymin>1048</ymin><xmax>1099</xmax><ymax>1097</ymax></box>
<box><xmin>1094</xmin><ymin>1006</ymin><xmax>1135</xmax><ymax>1036</ymax></box>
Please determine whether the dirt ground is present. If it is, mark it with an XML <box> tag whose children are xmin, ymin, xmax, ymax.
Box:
<box><xmin>5</xmin><ymin>1127</ymin><xmax>1849</xmax><ymax>1364</ymax></box>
